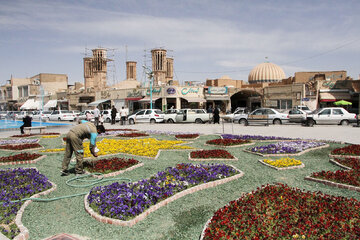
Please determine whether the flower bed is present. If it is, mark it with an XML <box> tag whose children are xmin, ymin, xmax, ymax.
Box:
<box><xmin>0</xmin><ymin>139</ymin><xmax>39</xmax><ymax>145</ymax></box>
<box><xmin>330</xmin><ymin>144</ymin><xmax>360</xmax><ymax>158</ymax></box>
<box><xmin>189</xmin><ymin>149</ymin><xmax>237</xmax><ymax>161</ymax></box>
<box><xmin>0</xmin><ymin>168</ymin><xmax>53</xmax><ymax>239</ymax></box>
<box><xmin>105</xmin><ymin>128</ymin><xmax>137</xmax><ymax>132</ymax></box>
<box><xmin>205</xmin><ymin>138</ymin><xmax>252</xmax><ymax>147</ymax></box>
<box><xmin>175</xmin><ymin>134</ymin><xmax>199</xmax><ymax>140</ymax></box>
<box><xmin>10</xmin><ymin>133</ymin><xmax>60</xmax><ymax>138</ymax></box>
<box><xmin>86</xmin><ymin>163</ymin><xmax>243</xmax><ymax>226</ymax></box>
<box><xmin>246</xmin><ymin>141</ymin><xmax>328</xmax><ymax>156</ymax></box>
<box><xmin>0</xmin><ymin>152</ymin><xmax>43</xmax><ymax>165</ymax></box>
<box><xmin>0</xmin><ymin>143</ymin><xmax>42</xmax><ymax>151</ymax></box>
<box><xmin>200</xmin><ymin>183</ymin><xmax>360</xmax><ymax>240</ymax></box>
<box><xmin>82</xmin><ymin>138</ymin><xmax>191</xmax><ymax>158</ymax></box>
<box><xmin>306</xmin><ymin>157</ymin><xmax>360</xmax><ymax>191</ymax></box>
<box><xmin>260</xmin><ymin>157</ymin><xmax>304</xmax><ymax>170</ymax></box>
<box><xmin>41</xmin><ymin>135</ymin><xmax>60</xmax><ymax>138</ymax></box>
<box><xmin>84</xmin><ymin>157</ymin><xmax>142</xmax><ymax>177</ymax></box>
<box><xmin>221</xmin><ymin>134</ymin><xmax>293</xmax><ymax>141</ymax></box>
<box><xmin>40</xmin><ymin>148</ymin><xmax>65</xmax><ymax>153</ymax></box>
<box><xmin>116</xmin><ymin>132</ymin><xmax>149</xmax><ymax>138</ymax></box>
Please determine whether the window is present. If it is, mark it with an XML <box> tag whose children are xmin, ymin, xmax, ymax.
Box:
<box><xmin>145</xmin><ymin>110</ymin><xmax>152</xmax><ymax>114</ymax></box>
<box><xmin>136</xmin><ymin>110</ymin><xmax>145</xmax><ymax>115</ymax></box>
<box><xmin>319</xmin><ymin>109</ymin><xmax>331</xmax><ymax>115</ymax></box>
<box><xmin>265</xmin><ymin>109</ymin><xmax>276</xmax><ymax>115</ymax></box>
<box><xmin>332</xmin><ymin>109</ymin><xmax>343</xmax><ymax>115</ymax></box>
<box><xmin>279</xmin><ymin>100</ymin><xmax>292</xmax><ymax>110</ymax></box>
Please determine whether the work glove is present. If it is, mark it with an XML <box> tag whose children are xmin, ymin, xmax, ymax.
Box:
<box><xmin>90</xmin><ymin>144</ymin><xmax>98</xmax><ymax>157</ymax></box>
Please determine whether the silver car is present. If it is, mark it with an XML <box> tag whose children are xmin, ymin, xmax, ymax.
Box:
<box><xmin>288</xmin><ymin>109</ymin><xmax>308</xmax><ymax>123</ymax></box>
<box><xmin>236</xmin><ymin>108</ymin><xmax>289</xmax><ymax>125</ymax></box>
<box><xmin>304</xmin><ymin>107</ymin><xmax>357</xmax><ymax>126</ymax></box>
<box><xmin>128</xmin><ymin>109</ymin><xmax>165</xmax><ymax>124</ymax></box>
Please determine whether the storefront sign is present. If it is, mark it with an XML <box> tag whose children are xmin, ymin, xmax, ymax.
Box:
<box><xmin>208</xmin><ymin>87</ymin><xmax>228</xmax><ymax>94</ymax></box>
<box><xmin>181</xmin><ymin>87</ymin><xmax>199</xmax><ymax>95</ymax></box>
<box><xmin>167</xmin><ymin>87</ymin><xmax>176</xmax><ymax>94</ymax></box>
<box><xmin>146</xmin><ymin>87</ymin><xmax>161</xmax><ymax>95</ymax></box>
<box><xmin>127</xmin><ymin>90</ymin><xmax>142</xmax><ymax>97</ymax></box>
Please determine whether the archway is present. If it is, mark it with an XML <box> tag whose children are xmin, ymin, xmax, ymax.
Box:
<box><xmin>231</xmin><ymin>90</ymin><xmax>262</xmax><ymax>112</ymax></box>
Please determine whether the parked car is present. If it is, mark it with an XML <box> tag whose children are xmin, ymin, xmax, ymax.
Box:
<box><xmin>0</xmin><ymin>111</ymin><xmax>8</xmax><ymax>119</ymax></box>
<box><xmin>101</xmin><ymin>109</ymin><xmax>120</xmax><ymax>123</ymax></box>
<box><xmin>235</xmin><ymin>108</ymin><xmax>289</xmax><ymax>125</ymax></box>
<box><xmin>222</xmin><ymin>107</ymin><xmax>249</xmax><ymax>122</ymax></box>
<box><xmin>128</xmin><ymin>109</ymin><xmax>165</xmax><ymax>124</ymax></box>
<box><xmin>288</xmin><ymin>108</ymin><xmax>308</xmax><ymax>123</ymax></box>
<box><xmin>294</xmin><ymin>105</ymin><xmax>312</xmax><ymax>114</ymax></box>
<box><xmin>303</xmin><ymin>107</ymin><xmax>357</xmax><ymax>126</ymax></box>
<box><xmin>175</xmin><ymin>109</ymin><xmax>210</xmax><ymax>123</ymax></box>
<box><xmin>31</xmin><ymin>110</ymin><xmax>53</xmax><ymax>121</ymax></box>
<box><xmin>15</xmin><ymin>111</ymin><xmax>33</xmax><ymax>120</ymax></box>
<box><xmin>164</xmin><ymin>109</ymin><xmax>181</xmax><ymax>123</ymax></box>
<box><xmin>48</xmin><ymin>110</ymin><xmax>76</xmax><ymax>121</ymax></box>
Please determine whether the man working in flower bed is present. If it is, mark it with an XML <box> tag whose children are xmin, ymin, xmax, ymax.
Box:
<box><xmin>61</xmin><ymin>121</ymin><xmax>105</xmax><ymax>176</ymax></box>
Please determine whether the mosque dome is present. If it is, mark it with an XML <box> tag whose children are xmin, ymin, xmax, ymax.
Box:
<box><xmin>248</xmin><ymin>62</ymin><xmax>286</xmax><ymax>84</ymax></box>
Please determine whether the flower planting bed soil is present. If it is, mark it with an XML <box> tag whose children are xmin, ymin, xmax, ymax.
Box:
<box><xmin>200</xmin><ymin>183</ymin><xmax>360</xmax><ymax>240</ymax></box>
<box><xmin>0</xmin><ymin>168</ymin><xmax>56</xmax><ymax>240</ymax></box>
<box><xmin>244</xmin><ymin>141</ymin><xmax>329</xmax><ymax>157</ymax></box>
<box><xmin>0</xmin><ymin>143</ymin><xmax>43</xmax><ymax>152</ymax></box>
<box><xmin>258</xmin><ymin>158</ymin><xmax>305</xmax><ymax>170</ymax></box>
<box><xmin>83</xmin><ymin>157</ymin><xmax>144</xmax><ymax>178</ymax></box>
<box><xmin>189</xmin><ymin>149</ymin><xmax>238</xmax><ymax>161</ymax></box>
<box><xmin>205</xmin><ymin>139</ymin><xmax>254</xmax><ymax>148</ymax></box>
<box><xmin>305</xmin><ymin>156</ymin><xmax>360</xmax><ymax>192</ymax></box>
<box><xmin>0</xmin><ymin>153</ymin><xmax>45</xmax><ymax>166</ymax></box>
<box><xmin>85</xmin><ymin>163</ymin><xmax>243</xmax><ymax>226</ymax></box>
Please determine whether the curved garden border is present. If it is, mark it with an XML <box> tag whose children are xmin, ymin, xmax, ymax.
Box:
<box><xmin>258</xmin><ymin>159</ymin><xmax>305</xmax><ymax>170</ymax></box>
<box><xmin>86</xmin><ymin>162</ymin><xmax>144</xmax><ymax>178</ymax></box>
<box><xmin>84</xmin><ymin>166</ymin><xmax>244</xmax><ymax>227</ymax></box>
<box><xmin>0</xmin><ymin>145</ymin><xmax>44</xmax><ymax>152</ymax></box>
<box><xmin>0</xmin><ymin>155</ymin><xmax>46</xmax><ymax>166</ymax></box>
<box><xmin>328</xmin><ymin>154</ymin><xmax>360</xmax><ymax>160</ymax></box>
<box><xmin>243</xmin><ymin>144</ymin><xmax>329</xmax><ymax>157</ymax></box>
<box><xmin>13</xmin><ymin>169</ymin><xmax>57</xmax><ymax>240</ymax></box>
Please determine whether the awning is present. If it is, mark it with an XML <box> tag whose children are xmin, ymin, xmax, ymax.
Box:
<box><xmin>88</xmin><ymin>99</ymin><xmax>110</xmax><ymax>107</ymax></box>
<box><xmin>205</xmin><ymin>95</ymin><xmax>230</xmax><ymax>101</ymax></box>
<box><xmin>125</xmin><ymin>97</ymin><xmax>143</xmax><ymax>101</ymax></box>
<box><xmin>44</xmin><ymin>100</ymin><xmax>57</xmax><ymax>108</ymax></box>
<box><xmin>32</xmin><ymin>100</ymin><xmax>42</xmax><ymax>110</ymax></box>
<box><xmin>181</xmin><ymin>97</ymin><xmax>206</xmax><ymax>103</ymax></box>
<box><xmin>20</xmin><ymin>99</ymin><xmax>35</xmax><ymax>110</ymax></box>
<box><xmin>319</xmin><ymin>92</ymin><xmax>351</xmax><ymax>102</ymax></box>
<box><xmin>138</xmin><ymin>97</ymin><xmax>160</xmax><ymax>102</ymax></box>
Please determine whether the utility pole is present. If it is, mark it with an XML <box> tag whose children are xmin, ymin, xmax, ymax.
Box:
<box><xmin>143</xmin><ymin>66</ymin><xmax>154</xmax><ymax>109</ymax></box>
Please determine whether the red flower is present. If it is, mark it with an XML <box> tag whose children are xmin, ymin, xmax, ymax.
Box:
<box><xmin>206</xmin><ymin>139</ymin><xmax>251</xmax><ymax>146</ymax></box>
<box><xmin>190</xmin><ymin>149</ymin><xmax>235</xmax><ymax>159</ymax></box>
<box><xmin>0</xmin><ymin>143</ymin><xmax>42</xmax><ymax>150</ymax></box>
<box><xmin>117</xmin><ymin>132</ymin><xmax>149</xmax><ymax>137</ymax></box>
<box><xmin>175</xmin><ymin>134</ymin><xmax>199</xmax><ymax>139</ymax></box>
<box><xmin>0</xmin><ymin>152</ymin><xmax>42</xmax><ymax>163</ymax></box>
<box><xmin>331</xmin><ymin>145</ymin><xmax>360</xmax><ymax>156</ymax></box>
<box><xmin>84</xmin><ymin>157</ymin><xmax>139</xmax><ymax>173</ymax></box>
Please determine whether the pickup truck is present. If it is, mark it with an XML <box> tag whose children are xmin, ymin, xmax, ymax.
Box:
<box><xmin>175</xmin><ymin>109</ymin><xmax>210</xmax><ymax>123</ymax></box>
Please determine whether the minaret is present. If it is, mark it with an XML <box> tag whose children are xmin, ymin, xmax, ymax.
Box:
<box><xmin>151</xmin><ymin>48</ymin><xmax>167</xmax><ymax>86</ymax></box>
<box><xmin>165</xmin><ymin>57</ymin><xmax>174</xmax><ymax>84</ymax></box>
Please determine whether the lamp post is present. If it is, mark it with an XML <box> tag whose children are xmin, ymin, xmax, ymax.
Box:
<box><xmin>143</xmin><ymin>66</ymin><xmax>154</xmax><ymax>109</ymax></box>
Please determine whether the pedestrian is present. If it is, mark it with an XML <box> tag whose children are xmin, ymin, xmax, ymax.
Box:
<box><xmin>213</xmin><ymin>106</ymin><xmax>220</xmax><ymax>124</ymax></box>
<box><xmin>120</xmin><ymin>107</ymin><xmax>127</xmax><ymax>125</ymax></box>
<box><xmin>20</xmin><ymin>113</ymin><xmax>32</xmax><ymax>134</ymax></box>
<box><xmin>93</xmin><ymin>106</ymin><xmax>100</xmax><ymax>126</ymax></box>
<box><xmin>61</xmin><ymin>120</ymin><xmax>105</xmax><ymax>176</ymax></box>
<box><xmin>111</xmin><ymin>105</ymin><xmax>117</xmax><ymax>125</ymax></box>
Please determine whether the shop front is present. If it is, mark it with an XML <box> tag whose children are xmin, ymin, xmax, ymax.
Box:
<box><xmin>205</xmin><ymin>87</ymin><xmax>230</xmax><ymax>113</ymax></box>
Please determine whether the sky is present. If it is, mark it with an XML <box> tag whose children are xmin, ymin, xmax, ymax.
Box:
<box><xmin>1</xmin><ymin>0</ymin><xmax>360</xmax><ymax>86</ymax></box>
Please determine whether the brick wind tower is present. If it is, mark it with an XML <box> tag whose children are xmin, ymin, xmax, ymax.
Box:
<box><xmin>84</xmin><ymin>48</ymin><xmax>112</xmax><ymax>91</ymax></box>
<box><xmin>151</xmin><ymin>48</ymin><xmax>173</xmax><ymax>86</ymax></box>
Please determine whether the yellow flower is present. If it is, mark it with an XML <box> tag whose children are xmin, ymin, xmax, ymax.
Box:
<box><xmin>263</xmin><ymin>157</ymin><xmax>302</xmax><ymax>168</ymax></box>
<box><xmin>83</xmin><ymin>138</ymin><xmax>192</xmax><ymax>158</ymax></box>
<box><xmin>40</xmin><ymin>148</ymin><xmax>65</xmax><ymax>152</ymax></box>
<box><xmin>41</xmin><ymin>135</ymin><xmax>59</xmax><ymax>138</ymax></box>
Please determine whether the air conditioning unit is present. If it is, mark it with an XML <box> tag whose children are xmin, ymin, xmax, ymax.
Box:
<box><xmin>33</xmin><ymin>80</ymin><xmax>40</xmax><ymax>85</ymax></box>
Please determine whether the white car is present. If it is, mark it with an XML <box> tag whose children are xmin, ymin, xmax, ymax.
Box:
<box><xmin>164</xmin><ymin>109</ymin><xmax>181</xmax><ymax>123</ymax></box>
<box><xmin>128</xmin><ymin>109</ymin><xmax>165</xmax><ymax>124</ymax></box>
<box><xmin>32</xmin><ymin>110</ymin><xmax>53</xmax><ymax>121</ymax></box>
<box><xmin>101</xmin><ymin>110</ymin><xmax>120</xmax><ymax>123</ymax></box>
<box><xmin>175</xmin><ymin>109</ymin><xmax>210</xmax><ymax>123</ymax></box>
<box><xmin>48</xmin><ymin>110</ymin><xmax>76</xmax><ymax>121</ymax></box>
<box><xmin>304</xmin><ymin>107</ymin><xmax>357</xmax><ymax>126</ymax></box>
<box><xmin>15</xmin><ymin>111</ymin><xmax>33</xmax><ymax>120</ymax></box>
<box><xmin>294</xmin><ymin>105</ymin><xmax>312</xmax><ymax>114</ymax></box>
<box><xmin>78</xmin><ymin>110</ymin><xmax>94</xmax><ymax>121</ymax></box>
<box><xmin>288</xmin><ymin>109</ymin><xmax>308</xmax><ymax>123</ymax></box>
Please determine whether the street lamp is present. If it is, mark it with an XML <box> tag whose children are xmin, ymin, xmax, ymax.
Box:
<box><xmin>143</xmin><ymin>66</ymin><xmax>154</xmax><ymax>109</ymax></box>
